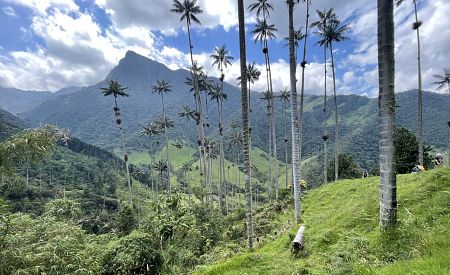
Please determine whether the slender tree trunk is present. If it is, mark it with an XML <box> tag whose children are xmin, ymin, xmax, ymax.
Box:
<box><xmin>238</xmin><ymin>0</ymin><xmax>253</xmax><ymax>249</ymax></box>
<box><xmin>330</xmin><ymin>43</ymin><xmax>339</xmax><ymax>181</ymax></box>
<box><xmin>288</xmin><ymin>0</ymin><xmax>302</xmax><ymax>223</ymax></box>
<box><xmin>299</xmin><ymin>0</ymin><xmax>310</xmax><ymax>195</ymax></box>
<box><xmin>413</xmin><ymin>0</ymin><xmax>424</xmax><ymax>166</ymax></box>
<box><xmin>284</xmin><ymin>100</ymin><xmax>289</xmax><ymax>189</ymax></box>
<box><xmin>323</xmin><ymin>44</ymin><xmax>328</xmax><ymax>185</ymax></box>
<box><xmin>216</xmin><ymin>101</ymin><xmax>223</xmax><ymax>213</ymax></box>
<box><xmin>161</xmin><ymin>93</ymin><xmax>171</xmax><ymax>197</ymax></box>
<box><xmin>448</xmin><ymin>83</ymin><xmax>450</xmax><ymax>165</ymax></box>
<box><xmin>378</xmin><ymin>0</ymin><xmax>397</xmax><ymax>227</ymax></box>
<box><xmin>114</xmin><ymin>96</ymin><xmax>132</xmax><ymax>205</ymax></box>
<box><xmin>186</xmin><ymin>21</ymin><xmax>207</xmax><ymax>192</ymax></box>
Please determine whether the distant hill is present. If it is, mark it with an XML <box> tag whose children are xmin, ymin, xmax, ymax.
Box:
<box><xmin>0</xmin><ymin>87</ymin><xmax>52</xmax><ymax>114</ymax></box>
<box><xmin>18</xmin><ymin>51</ymin><xmax>449</xmax><ymax>169</ymax></box>
<box><xmin>0</xmin><ymin>86</ymin><xmax>82</xmax><ymax>115</ymax></box>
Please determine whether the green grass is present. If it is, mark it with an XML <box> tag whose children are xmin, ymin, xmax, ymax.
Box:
<box><xmin>195</xmin><ymin>167</ymin><xmax>450</xmax><ymax>274</ymax></box>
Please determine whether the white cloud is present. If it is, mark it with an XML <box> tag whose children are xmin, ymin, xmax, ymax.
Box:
<box><xmin>0</xmin><ymin>0</ymin><xmax>448</xmax><ymax>97</ymax></box>
<box><xmin>2</xmin><ymin>6</ymin><xmax>17</xmax><ymax>17</ymax></box>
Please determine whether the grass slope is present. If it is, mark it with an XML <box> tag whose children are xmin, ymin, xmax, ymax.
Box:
<box><xmin>196</xmin><ymin>167</ymin><xmax>450</xmax><ymax>274</ymax></box>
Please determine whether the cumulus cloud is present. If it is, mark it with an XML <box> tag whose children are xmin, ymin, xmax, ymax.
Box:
<box><xmin>2</xmin><ymin>6</ymin><xmax>17</xmax><ymax>17</ymax></box>
<box><xmin>0</xmin><ymin>0</ymin><xmax>448</xmax><ymax>97</ymax></box>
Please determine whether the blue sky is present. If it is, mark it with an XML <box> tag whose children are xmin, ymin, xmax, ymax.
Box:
<box><xmin>0</xmin><ymin>0</ymin><xmax>448</xmax><ymax>97</ymax></box>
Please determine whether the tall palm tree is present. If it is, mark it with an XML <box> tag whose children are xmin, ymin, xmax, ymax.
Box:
<box><xmin>298</xmin><ymin>0</ymin><xmax>311</xmax><ymax>205</ymax></box>
<box><xmin>172</xmin><ymin>139</ymin><xmax>184</xmax><ymax>169</ymax></box>
<box><xmin>238</xmin><ymin>0</ymin><xmax>253</xmax><ymax>249</ymax></box>
<box><xmin>101</xmin><ymin>80</ymin><xmax>132</xmax><ymax>205</ymax></box>
<box><xmin>141</xmin><ymin>121</ymin><xmax>161</xmax><ymax>194</ymax></box>
<box><xmin>319</xmin><ymin>16</ymin><xmax>350</xmax><ymax>181</ymax></box>
<box><xmin>432</xmin><ymin>68</ymin><xmax>450</xmax><ymax>164</ymax></box>
<box><xmin>171</xmin><ymin>0</ymin><xmax>207</xmax><ymax>188</ymax></box>
<box><xmin>251</xmin><ymin>17</ymin><xmax>280</xmax><ymax>201</ymax></box>
<box><xmin>260</xmin><ymin>90</ymin><xmax>274</xmax><ymax>200</ymax></box>
<box><xmin>153</xmin><ymin>159</ymin><xmax>168</xmax><ymax>195</ymax></box>
<box><xmin>396</xmin><ymin>0</ymin><xmax>424</xmax><ymax>166</ymax></box>
<box><xmin>152</xmin><ymin>80</ymin><xmax>173</xmax><ymax>197</ymax></box>
<box><xmin>378</xmin><ymin>0</ymin><xmax>397</xmax><ymax>227</ymax></box>
<box><xmin>287</xmin><ymin>0</ymin><xmax>302</xmax><ymax>223</ymax></box>
<box><xmin>209</xmin><ymin>83</ymin><xmax>228</xmax><ymax>213</ymax></box>
<box><xmin>211</xmin><ymin>46</ymin><xmax>233</xmax><ymax>214</ymax></box>
<box><xmin>311</xmin><ymin>8</ymin><xmax>337</xmax><ymax>185</ymax></box>
<box><xmin>279</xmin><ymin>87</ymin><xmax>290</xmax><ymax>190</ymax></box>
<box><xmin>178</xmin><ymin>105</ymin><xmax>195</xmax><ymax>159</ymax></box>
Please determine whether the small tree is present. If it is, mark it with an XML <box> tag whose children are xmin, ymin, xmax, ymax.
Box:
<box><xmin>327</xmin><ymin>154</ymin><xmax>361</xmax><ymax>181</ymax></box>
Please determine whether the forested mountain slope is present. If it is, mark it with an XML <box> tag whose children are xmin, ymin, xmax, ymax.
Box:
<box><xmin>21</xmin><ymin>51</ymin><xmax>449</xmax><ymax>169</ymax></box>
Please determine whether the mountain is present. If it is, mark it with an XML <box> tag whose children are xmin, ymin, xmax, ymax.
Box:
<box><xmin>0</xmin><ymin>87</ymin><xmax>52</xmax><ymax>114</ymax></box>
<box><xmin>22</xmin><ymin>51</ymin><xmax>450</xmax><ymax>169</ymax></box>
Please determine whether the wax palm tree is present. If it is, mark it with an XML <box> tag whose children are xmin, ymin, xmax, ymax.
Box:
<box><xmin>209</xmin><ymin>83</ymin><xmax>228</xmax><ymax>214</ymax></box>
<box><xmin>101</xmin><ymin>80</ymin><xmax>132</xmax><ymax>205</ymax></box>
<box><xmin>251</xmin><ymin>17</ymin><xmax>280</xmax><ymax>202</ymax></box>
<box><xmin>171</xmin><ymin>0</ymin><xmax>207</xmax><ymax>187</ymax></box>
<box><xmin>152</xmin><ymin>80</ymin><xmax>173</xmax><ymax>197</ymax></box>
<box><xmin>153</xmin><ymin>159</ymin><xmax>168</xmax><ymax>194</ymax></box>
<box><xmin>238</xmin><ymin>0</ymin><xmax>253</xmax><ymax>249</ymax></box>
<box><xmin>396</xmin><ymin>0</ymin><xmax>424</xmax><ymax>166</ymax></box>
<box><xmin>432</xmin><ymin>68</ymin><xmax>450</xmax><ymax>164</ymax></box>
<box><xmin>378</xmin><ymin>0</ymin><xmax>397</xmax><ymax>227</ymax></box>
<box><xmin>211</xmin><ymin>46</ymin><xmax>233</xmax><ymax>214</ymax></box>
<box><xmin>297</xmin><ymin>0</ymin><xmax>311</xmax><ymax>211</ymax></box>
<box><xmin>286</xmin><ymin>0</ymin><xmax>304</xmax><ymax>223</ymax></box>
<box><xmin>178</xmin><ymin>105</ymin><xmax>195</xmax><ymax>160</ymax></box>
<box><xmin>260</xmin><ymin>90</ymin><xmax>274</xmax><ymax>200</ymax></box>
<box><xmin>311</xmin><ymin>8</ymin><xmax>337</xmax><ymax>185</ymax></box>
<box><xmin>320</xmin><ymin>17</ymin><xmax>350</xmax><ymax>181</ymax></box>
<box><xmin>279</xmin><ymin>87</ymin><xmax>291</xmax><ymax>190</ymax></box>
<box><xmin>248</xmin><ymin>0</ymin><xmax>274</xmax><ymax>19</ymax></box>
<box><xmin>172</xmin><ymin>139</ymin><xmax>184</xmax><ymax>169</ymax></box>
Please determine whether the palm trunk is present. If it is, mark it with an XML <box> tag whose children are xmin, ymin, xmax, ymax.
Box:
<box><xmin>323</xmin><ymin>44</ymin><xmax>328</xmax><ymax>185</ymax></box>
<box><xmin>448</xmin><ymin>83</ymin><xmax>450</xmax><ymax>165</ymax></box>
<box><xmin>284</xmin><ymin>100</ymin><xmax>289</xmax><ymax>189</ymax></box>
<box><xmin>217</xmin><ymin>100</ymin><xmax>223</xmax><ymax>213</ymax></box>
<box><xmin>115</xmin><ymin>96</ymin><xmax>132</xmax><ymax>205</ymax></box>
<box><xmin>265</xmin><ymin>38</ymin><xmax>279</xmax><ymax>202</ymax></box>
<box><xmin>413</xmin><ymin>0</ymin><xmax>424</xmax><ymax>166</ymax></box>
<box><xmin>330</xmin><ymin>42</ymin><xmax>339</xmax><ymax>181</ymax></box>
<box><xmin>288</xmin><ymin>0</ymin><xmax>302</xmax><ymax>223</ymax></box>
<box><xmin>238</xmin><ymin>0</ymin><xmax>253</xmax><ymax>249</ymax></box>
<box><xmin>299</xmin><ymin>0</ymin><xmax>310</xmax><ymax>193</ymax></box>
<box><xmin>186</xmin><ymin>21</ymin><xmax>207</xmax><ymax>192</ymax></box>
<box><xmin>161</xmin><ymin>93</ymin><xmax>171</xmax><ymax>197</ymax></box>
<box><xmin>378</xmin><ymin>0</ymin><xmax>397</xmax><ymax>227</ymax></box>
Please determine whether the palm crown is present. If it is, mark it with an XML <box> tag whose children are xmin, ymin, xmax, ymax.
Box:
<box><xmin>171</xmin><ymin>0</ymin><xmax>203</xmax><ymax>25</ymax></box>
<box><xmin>209</xmin><ymin>83</ymin><xmax>228</xmax><ymax>103</ymax></box>
<box><xmin>248</xmin><ymin>0</ymin><xmax>274</xmax><ymax>18</ymax></box>
<box><xmin>152</xmin><ymin>80</ymin><xmax>172</xmax><ymax>95</ymax></box>
<box><xmin>432</xmin><ymin>68</ymin><xmax>450</xmax><ymax>90</ymax></box>
<box><xmin>101</xmin><ymin>80</ymin><xmax>129</xmax><ymax>98</ymax></box>
<box><xmin>211</xmin><ymin>45</ymin><xmax>234</xmax><ymax>71</ymax></box>
<box><xmin>279</xmin><ymin>88</ymin><xmax>291</xmax><ymax>102</ymax></box>
<box><xmin>142</xmin><ymin>122</ymin><xmax>162</xmax><ymax>137</ymax></box>
<box><xmin>315</xmin><ymin>18</ymin><xmax>349</xmax><ymax>46</ymax></box>
<box><xmin>251</xmin><ymin>18</ymin><xmax>277</xmax><ymax>44</ymax></box>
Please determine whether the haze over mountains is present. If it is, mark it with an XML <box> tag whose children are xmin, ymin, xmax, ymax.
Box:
<box><xmin>2</xmin><ymin>51</ymin><xmax>448</xmax><ymax>169</ymax></box>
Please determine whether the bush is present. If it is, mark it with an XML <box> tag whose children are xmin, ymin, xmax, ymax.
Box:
<box><xmin>102</xmin><ymin>231</ymin><xmax>163</xmax><ymax>275</ymax></box>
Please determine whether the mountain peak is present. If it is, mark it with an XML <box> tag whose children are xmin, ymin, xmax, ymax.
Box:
<box><xmin>106</xmin><ymin>51</ymin><xmax>171</xmax><ymax>82</ymax></box>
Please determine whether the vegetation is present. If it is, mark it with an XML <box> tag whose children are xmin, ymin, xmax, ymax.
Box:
<box><xmin>1</xmin><ymin>0</ymin><xmax>449</xmax><ymax>274</ymax></box>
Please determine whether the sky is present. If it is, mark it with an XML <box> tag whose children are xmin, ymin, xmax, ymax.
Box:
<box><xmin>0</xmin><ymin>0</ymin><xmax>448</xmax><ymax>97</ymax></box>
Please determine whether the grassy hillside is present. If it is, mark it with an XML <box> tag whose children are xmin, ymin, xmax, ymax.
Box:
<box><xmin>196</xmin><ymin>167</ymin><xmax>450</xmax><ymax>274</ymax></box>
